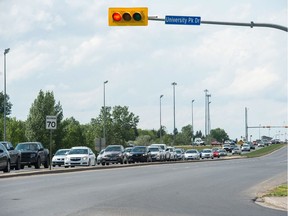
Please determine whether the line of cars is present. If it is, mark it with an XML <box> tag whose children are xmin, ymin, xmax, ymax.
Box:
<box><xmin>96</xmin><ymin>144</ymin><xmax>233</xmax><ymax>166</ymax></box>
<box><xmin>0</xmin><ymin>141</ymin><xmax>50</xmax><ymax>173</ymax></box>
<box><xmin>1</xmin><ymin>140</ymin><xmax>264</xmax><ymax>173</ymax></box>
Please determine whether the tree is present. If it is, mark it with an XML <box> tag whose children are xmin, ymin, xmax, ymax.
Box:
<box><xmin>7</xmin><ymin>118</ymin><xmax>27</xmax><ymax>145</ymax></box>
<box><xmin>60</xmin><ymin>117</ymin><xmax>85</xmax><ymax>149</ymax></box>
<box><xmin>110</xmin><ymin>106</ymin><xmax>139</xmax><ymax>145</ymax></box>
<box><xmin>25</xmin><ymin>90</ymin><xmax>63</xmax><ymax>148</ymax></box>
<box><xmin>89</xmin><ymin>105</ymin><xmax>139</xmax><ymax>147</ymax></box>
<box><xmin>0</xmin><ymin>91</ymin><xmax>12</xmax><ymax>116</ymax></box>
<box><xmin>175</xmin><ymin>124</ymin><xmax>192</xmax><ymax>145</ymax></box>
<box><xmin>210</xmin><ymin>128</ymin><xmax>229</xmax><ymax>142</ymax></box>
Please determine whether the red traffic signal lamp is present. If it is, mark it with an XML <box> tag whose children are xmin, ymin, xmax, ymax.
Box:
<box><xmin>108</xmin><ymin>7</ymin><xmax>148</xmax><ymax>26</ymax></box>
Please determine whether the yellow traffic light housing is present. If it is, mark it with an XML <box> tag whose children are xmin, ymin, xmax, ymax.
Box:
<box><xmin>108</xmin><ymin>7</ymin><xmax>148</xmax><ymax>26</ymax></box>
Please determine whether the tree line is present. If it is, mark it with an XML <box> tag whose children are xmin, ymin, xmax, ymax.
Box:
<box><xmin>0</xmin><ymin>90</ymin><xmax>229</xmax><ymax>153</ymax></box>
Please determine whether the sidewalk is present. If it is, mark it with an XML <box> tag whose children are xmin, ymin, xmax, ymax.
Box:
<box><xmin>256</xmin><ymin>196</ymin><xmax>287</xmax><ymax>211</ymax></box>
<box><xmin>253</xmin><ymin>172</ymin><xmax>287</xmax><ymax>212</ymax></box>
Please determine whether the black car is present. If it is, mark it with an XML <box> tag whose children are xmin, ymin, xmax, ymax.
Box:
<box><xmin>0</xmin><ymin>141</ymin><xmax>21</xmax><ymax>170</ymax></box>
<box><xmin>100</xmin><ymin>145</ymin><xmax>126</xmax><ymax>166</ymax></box>
<box><xmin>0</xmin><ymin>143</ymin><xmax>10</xmax><ymax>173</ymax></box>
<box><xmin>128</xmin><ymin>146</ymin><xmax>152</xmax><ymax>163</ymax></box>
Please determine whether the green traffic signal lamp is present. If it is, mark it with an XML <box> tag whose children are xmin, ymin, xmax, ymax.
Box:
<box><xmin>109</xmin><ymin>7</ymin><xmax>148</xmax><ymax>26</ymax></box>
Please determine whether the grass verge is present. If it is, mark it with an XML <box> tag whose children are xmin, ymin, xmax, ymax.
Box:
<box><xmin>265</xmin><ymin>184</ymin><xmax>288</xmax><ymax>197</ymax></box>
<box><xmin>245</xmin><ymin>144</ymin><xmax>285</xmax><ymax>158</ymax></box>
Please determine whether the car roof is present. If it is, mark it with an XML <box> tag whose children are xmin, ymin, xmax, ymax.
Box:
<box><xmin>71</xmin><ymin>146</ymin><xmax>89</xmax><ymax>149</ymax></box>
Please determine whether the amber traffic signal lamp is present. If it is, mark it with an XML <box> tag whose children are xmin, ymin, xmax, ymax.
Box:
<box><xmin>108</xmin><ymin>7</ymin><xmax>148</xmax><ymax>26</ymax></box>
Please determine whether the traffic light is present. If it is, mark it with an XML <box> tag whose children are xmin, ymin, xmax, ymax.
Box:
<box><xmin>108</xmin><ymin>7</ymin><xmax>148</xmax><ymax>26</ymax></box>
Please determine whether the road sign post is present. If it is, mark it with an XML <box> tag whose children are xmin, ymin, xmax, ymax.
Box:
<box><xmin>46</xmin><ymin>116</ymin><xmax>57</xmax><ymax>170</ymax></box>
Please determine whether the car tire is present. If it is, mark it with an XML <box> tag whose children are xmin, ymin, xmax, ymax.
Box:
<box><xmin>44</xmin><ymin>157</ymin><xmax>49</xmax><ymax>168</ymax></box>
<box><xmin>101</xmin><ymin>162</ymin><xmax>105</xmax><ymax>166</ymax></box>
<box><xmin>20</xmin><ymin>165</ymin><xmax>25</xmax><ymax>169</ymax></box>
<box><xmin>15</xmin><ymin>157</ymin><xmax>21</xmax><ymax>170</ymax></box>
<box><xmin>106</xmin><ymin>163</ymin><xmax>109</xmax><ymax>166</ymax></box>
<box><xmin>4</xmin><ymin>160</ymin><xmax>11</xmax><ymax>173</ymax></box>
<box><xmin>35</xmin><ymin>157</ymin><xmax>41</xmax><ymax>169</ymax></box>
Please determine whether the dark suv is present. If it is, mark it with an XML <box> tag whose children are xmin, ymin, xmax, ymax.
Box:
<box><xmin>15</xmin><ymin>142</ymin><xmax>49</xmax><ymax>169</ymax></box>
<box><xmin>100</xmin><ymin>145</ymin><xmax>126</xmax><ymax>166</ymax></box>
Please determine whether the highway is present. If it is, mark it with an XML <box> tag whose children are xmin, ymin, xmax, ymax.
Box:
<box><xmin>0</xmin><ymin>146</ymin><xmax>286</xmax><ymax>216</ymax></box>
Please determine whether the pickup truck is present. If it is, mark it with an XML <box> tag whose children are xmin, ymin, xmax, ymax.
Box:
<box><xmin>15</xmin><ymin>142</ymin><xmax>49</xmax><ymax>169</ymax></box>
<box><xmin>193</xmin><ymin>138</ymin><xmax>205</xmax><ymax>146</ymax></box>
<box><xmin>0</xmin><ymin>141</ymin><xmax>21</xmax><ymax>170</ymax></box>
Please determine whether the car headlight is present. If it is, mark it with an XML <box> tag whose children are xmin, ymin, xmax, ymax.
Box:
<box><xmin>82</xmin><ymin>156</ymin><xmax>88</xmax><ymax>161</ymax></box>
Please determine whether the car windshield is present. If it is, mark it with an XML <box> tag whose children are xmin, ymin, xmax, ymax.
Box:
<box><xmin>105</xmin><ymin>146</ymin><xmax>122</xmax><ymax>152</ymax></box>
<box><xmin>148</xmin><ymin>147</ymin><xmax>159</xmax><ymax>152</ymax></box>
<box><xmin>186</xmin><ymin>150</ymin><xmax>197</xmax><ymax>153</ymax></box>
<box><xmin>69</xmin><ymin>148</ymin><xmax>88</xmax><ymax>155</ymax></box>
<box><xmin>132</xmin><ymin>147</ymin><xmax>146</xmax><ymax>153</ymax></box>
<box><xmin>55</xmin><ymin>150</ymin><xmax>69</xmax><ymax>155</ymax></box>
<box><xmin>203</xmin><ymin>149</ymin><xmax>211</xmax><ymax>153</ymax></box>
<box><xmin>16</xmin><ymin>143</ymin><xmax>38</xmax><ymax>151</ymax></box>
<box><xmin>124</xmin><ymin>148</ymin><xmax>132</xmax><ymax>152</ymax></box>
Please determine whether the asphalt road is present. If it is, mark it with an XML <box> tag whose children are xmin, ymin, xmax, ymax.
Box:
<box><xmin>0</xmin><ymin>146</ymin><xmax>286</xmax><ymax>216</ymax></box>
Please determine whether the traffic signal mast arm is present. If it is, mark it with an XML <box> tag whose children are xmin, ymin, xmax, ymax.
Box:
<box><xmin>148</xmin><ymin>16</ymin><xmax>288</xmax><ymax>32</ymax></box>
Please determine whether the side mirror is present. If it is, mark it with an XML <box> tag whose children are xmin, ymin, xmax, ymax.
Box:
<box><xmin>0</xmin><ymin>149</ymin><xmax>4</xmax><ymax>153</ymax></box>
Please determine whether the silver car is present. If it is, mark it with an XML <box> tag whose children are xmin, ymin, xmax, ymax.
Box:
<box><xmin>52</xmin><ymin>149</ymin><xmax>70</xmax><ymax>167</ymax></box>
<box><xmin>232</xmin><ymin>146</ymin><xmax>242</xmax><ymax>155</ymax></box>
<box><xmin>184</xmin><ymin>149</ymin><xmax>200</xmax><ymax>160</ymax></box>
<box><xmin>201</xmin><ymin>149</ymin><xmax>214</xmax><ymax>159</ymax></box>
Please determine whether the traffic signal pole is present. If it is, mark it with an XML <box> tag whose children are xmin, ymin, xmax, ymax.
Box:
<box><xmin>148</xmin><ymin>16</ymin><xmax>288</xmax><ymax>32</ymax></box>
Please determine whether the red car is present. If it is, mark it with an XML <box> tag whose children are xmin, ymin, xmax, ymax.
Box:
<box><xmin>213</xmin><ymin>149</ymin><xmax>220</xmax><ymax>158</ymax></box>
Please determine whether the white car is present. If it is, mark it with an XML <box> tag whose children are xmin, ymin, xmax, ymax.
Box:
<box><xmin>184</xmin><ymin>149</ymin><xmax>200</xmax><ymax>160</ymax></box>
<box><xmin>52</xmin><ymin>149</ymin><xmax>70</xmax><ymax>167</ymax></box>
<box><xmin>241</xmin><ymin>144</ymin><xmax>251</xmax><ymax>152</ymax></box>
<box><xmin>64</xmin><ymin>146</ymin><xmax>96</xmax><ymax>167</ymax></box>
<box><xmin>201</xmin><ymin>149</ymin><xmax>214</xmax><ymax>159</ymax></box>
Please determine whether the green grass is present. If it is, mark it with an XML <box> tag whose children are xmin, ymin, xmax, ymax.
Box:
<box><xmin>265</xmin><ymin>184</ymin><xmax>288</xmax><ymax>197</ymax></box>
<box><xmin>245</xmin><ymin>144</ymin><xmax>285</xmax><ymax>158</ymax></box>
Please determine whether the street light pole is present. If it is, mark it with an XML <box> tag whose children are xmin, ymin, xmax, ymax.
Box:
<box><xmin>191</xmin><ymin>99</ymin><xmax>195</xmax><ymax>144</ymax></box>
<box><xmin>103</xmin><ymin>80</ymin><xmax>108</xmax><ymax>149</ymax></box>
<box><xmin>3</xmin><ymin>48</ymin><xmax>10</xmax><ymax>141</ymax></box>
<box><xmin>160</xmin><ymin>95</ymin><xmax>164</xmax><ymax>143</ymax></box>
<box><xmin>172</xmin><ymin>82</ymin><xmax>177</xmax><ymax>143</ymax></box>
<box><xmin>207</xmin><ymin>94</ymin><xmax>211</xmax><ymax>135</ymax></box>
<box><xmin>204</xmin><ymin>89</ymin><xmax>208</xmax><ymax>137</ymax></box>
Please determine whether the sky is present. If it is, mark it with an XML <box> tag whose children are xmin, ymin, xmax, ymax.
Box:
<box><xmin>0</xmin><ymin>0</ymin><xmax>287</xmax><ymax>141</ymax></box>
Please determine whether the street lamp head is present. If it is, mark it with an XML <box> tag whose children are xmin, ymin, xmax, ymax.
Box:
<box><xmin>192</xmin><ymin>99</ymin><xmax>195</xmax><ymax>103</ymax></box>
<box><xmin>104</xmin><ymin>80</ymin><xmax>108</xmax><ymax>84</ymax></box>
<box><xmin>160</xmin><ymin>95</ymin><xmax>163</xmax><ymax>98</ymax></box>
<box><xmin>4</xmin><ymin>48</ymin><xmax>10</xmax><ymax>55</ymax></box>
<box><xmin>172</xmin><ymin>82</ymin><xmax>177</xmax><ymax>86</ymax></box>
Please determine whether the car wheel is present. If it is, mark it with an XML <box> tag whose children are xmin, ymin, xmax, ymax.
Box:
<box><xmin>88</xmin><ymin>159</ymin><xmax>91</xmax><ymax>166</ymax></box>
<box><xmin>64</xmin><ymin>166</ymin><xmax>69</xmax><ymax>168</ymax></box>
<box><xmin>101</xmin><ymin>162</ymin><xmax>105</xmax><ymax>166</ymax></box>
<box><xmin>44</xmin><ymin>157</ymin><xmax>49</xmax><ymax>168</ymax></box>
<box><xmin>15</xmin><ymin>157</ymin><xmax>21</xmax><ymax>170</ymax></box>
<box><xmin>35</xmin><ymin>157</ymin><xmax>41</xmax><ymax>169</ymax></box>
<box><xmin>4</xmin><ymin>160</ymin><xmax>11</xmax><ymax>173</ymax></box>
<box><xmin>106</xmin><ymin>163</ymin><xmax>109</xmax><ymax>166</ymax></box>
<box><xmin>20</xmin><ymin>165</ymin><xmax>25</xmax><ymax>169</ymax></box>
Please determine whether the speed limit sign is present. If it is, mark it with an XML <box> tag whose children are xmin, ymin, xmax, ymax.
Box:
<box><xmin>46</xmin><ymin>116</ymin><xmax>57</xmax><ymax>130</ymax></box>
